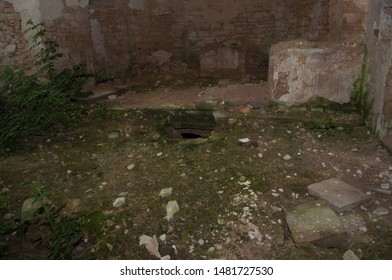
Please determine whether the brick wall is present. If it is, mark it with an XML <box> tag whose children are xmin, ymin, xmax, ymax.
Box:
<box><xmin>329</xmin><ymin>0</ymin><xmax>368</xmax><ymax>44</ymax></box>
<box><xmin>42</xmin><ymin>1</ymin><xmax>94</xmax><ymax>72</ymax></box>
<box><xmin>0</xmin><ymin>1</ymin><xmax>34</xmax><ymax>68</ymax></box>
<box><xmin>86</xmin><ymin>0</ymin><xmax>331</xmax><ymax>78</ymax></box>
<box><xmin>0</xmin><ymin>0</ymin><xmax>342</xmax><ymax>78</ymax></box>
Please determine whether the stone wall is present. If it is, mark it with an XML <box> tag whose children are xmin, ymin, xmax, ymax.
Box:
<box><xmin>0</xmin><ymin>1</ymin><xmax>34</xmax><ymax>68</ymax></box>
<box><xmin>121</xmin><ymin>0</ymin><xmax>331</xmax><ymax>77</ymax></box>
<box><xmin>329</xmin><ymin>0</ymin><xmax>369</xmax><ymax>44</ymax></box>
<box><xmin>1</xmin><ymin>0</ymin><xmax>332</xmax><ymax>78</ymax></box>
<box><xmin>269</xmin><ymin>40</ymin><xmax>364</xmax><ymax>105</ymax></box>
<box><xmin>366</xmin><ymin>0</ymin><xmax>392</xmax><ymax>137</ymax></box>
<box><xmin>42</xmin><ymin>0</ymin><xmax>94</xmax><ymax>71</ymax></box>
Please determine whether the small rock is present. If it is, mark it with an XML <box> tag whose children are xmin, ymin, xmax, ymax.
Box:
<box><xmin>127</xmin><ymin>164</ymin><xmax>136</xmax><ymax>170</ymax></box>
<box><xmin>240</xmin><ymin>105</ymin><xmax>252</xmax><ymax>114</ymax></box>
<box><xmin>198</xmin><ymin>239</ymin><xmax>205</xmax><ymax>246</ymax></box>
<box><xmin>370</xmin><ymin>188</ymin><xmax>392</xmax><ymax>195</ymax></box>
<box><xmin>107</xmin><ymin>95</ymin><xmax>117</xmax><ymax>100</ymax></box>
<box><xmin>139</xmin><ymin>235</ymin><xmax>161</xmax><ymax>259</ymax></box>
<box><xmin>343</xmin><ymin>250</ymin><xmax>360</xmax><ymax>260</ymax></box>
<box><xmin>165</xmin><ymin>200</ymin><xmax>180</xmax><ymax>221</ymax></box>
<box><xmin>1</xmin><ymin>187</ymin><xmax>10</xmax><ymax>193</ymax></box>
<box><xmin>21</xmin><ymin>198</ymin><xmax>43</xmax><ymax>220</ymax></box>
<box><xmin>265</xmin><ymin>234</ymin><xmax>273</xmax><ymax>240</ymax></box>
<box><xmin>258</xmin><ymin>153</ymin><xmax>263</xmax><ymax>158</ymax></box>
<box><xmin>113</xmin><ymin>197</ymin><xmax>126</xmax><ymax>208</ymax></box>
<box><xmin>108</xmin><ymin>131</ymin><xmax>120</xmax><ymax>139</ymax></box>
<box><xmin>207</xmin><ymin>247</ymin><xmax>215</xmax><ymax>254</ymax></box>
<box><xmin>271</xmin><ymin>193</ymin><xmax>280</xmax><ymax>197</ymax></box>
<box><xmin>271</xmin><ymin>205</ymin><xmax>282</xmax><ymax>212</ymax></box>
<box><xmin>159</xmin><ymin>234</ymin><xmax>167</xmax><ymax>242</ymax></box>
<box><xmin>381</xmin><ymin>183</ymin><xmax>390</xmax><ymax>190</ymax></box>
<box><xmin>228</xmin><ymin>118</ymin><xmax>237</xmax><ymax>125</ymax></box>
<box><xmin>359</xmin><ymin>226</ymin><xmax>368</xmax><ymax>233</ymax></box>
<box><xmin>66</xmin><ymin>170</ymin><xmax>72</xmax><ymax>175</ymax></box>
<box><xmin>373</xmin><ymin>207</ymin><xmax>389</xmax><ymax>216</ymax></box>
<box><xmin>283</xmin><ymin>154</ymin><xmax>292</xmax><ymax>161</ymax></box>
<box><xmin>106</xmin><ymin>243</ymin><xmax>114</xmax><ymax>251</ymax></box>
<box><xmin>159</xmin><ymin>188</ymin><xmax>173</xmax><ymax>198</ymax></box>
<box><xmin>157</xmin><ymin>152</ymin><xmax>163</xmax><ymax>157</ymax></box>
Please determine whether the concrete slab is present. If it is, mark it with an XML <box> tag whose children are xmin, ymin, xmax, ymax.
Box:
<box><xmin>307</xmin><ymin>178</ymin><xmax>370</xmax><ymax>213</ymax></box>
<box><xmin>285</xmin><ymin>200</ymin><xmax>347</xmax><ymax>248</ymax></box>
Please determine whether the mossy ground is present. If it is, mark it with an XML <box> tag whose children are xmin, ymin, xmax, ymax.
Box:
<box><xmin>1</xmin><ymin>105</ymin><xmax>392</xmax><ymax>260</ymax></box>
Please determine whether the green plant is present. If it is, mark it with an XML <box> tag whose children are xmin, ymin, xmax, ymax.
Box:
<box><xmin>211</xmin><ymin>137</ymin><xmax>227</xmax><ymax>149</ymax></box>
<box><xmin>27</xmin><ymin>181</ymin><xmax>82</xmax><ymax>259</ymax></box>
<box><xmin>95</xmin><ymin>70</ymin><xmax>114</xmax><ymax>84</ymax></box>
<box><xmin>27</xmin><ymin>19</ymin><xmax>62</xmax><ymax>78</ymax></box>
<box><xmin>0</xmin><ymin>20</ymin><xmax>91</xmax><ymax>149</ymax></box>
<box><xmin>89</xmin><ymin>103</ymin><xmax>109</xmax><ymax>120</ymax></box>
<box><xmin>351</xmin><ymin>47</ymin><xmax>372</xmax><ymax>119</ymax></box>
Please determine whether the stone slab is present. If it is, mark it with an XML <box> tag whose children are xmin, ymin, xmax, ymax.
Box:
<box><xmin>269</xmin><ymin>40</ymin><xmax>364</xmax><ymax>106</ymax></box>
<box><xmin>307</xmin><ymin>178</ymin><xmax>370</xmax><ymax>213</ymax></box>
<box><xmin>285</xmin><ymin>200</ymin><xmax>347</xmax><ymax>248</ymax></box>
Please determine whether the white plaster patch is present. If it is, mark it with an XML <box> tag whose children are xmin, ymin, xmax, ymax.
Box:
<box><xmin>128</xmin><ymin>0</ymin><xmax>144</xmax><ymax>10</ymax></box>
<box><xmin>11</xmin><ymin>0</ymin><xmax>42</xmax><ymax>32</ymax></box>
<box><xmin>40</xmin><ymin>0</ymin><xmax>64</xmax><ymax>22</ymax></box>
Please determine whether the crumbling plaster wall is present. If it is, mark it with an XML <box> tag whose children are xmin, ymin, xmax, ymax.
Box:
<box><xmin>1</xmin><ymin>0</ymin><xmax>331</xmax><ymax>78</ymax></box>
<box><xmin>0</xmin><ymin>0</ymin><xmax>93</xmax><ymax>71</ymax></box>
<box><xmin>366</xmin><ymin>0</ymin><xmax>392</xmax><ymax>137</ymax></box>
<box><xmin>0</xmin><ymin>0</ymin><xmax>40</xmax><ymax>68</ymax></box>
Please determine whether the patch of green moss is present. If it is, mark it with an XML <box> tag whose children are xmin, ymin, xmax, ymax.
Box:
<box><xmin>351</xmin><ymin>47</ymin><xmax>373</xmax><ymax>119</ymax></box>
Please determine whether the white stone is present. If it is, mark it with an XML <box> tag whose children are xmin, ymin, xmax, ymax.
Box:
<box><xmin>343</xmin><ymin>250</ymin><xmax>360</xmax><ymax>260</ymax></box>
<box><xmin>159</xmin><ymin>188</ymin><xmax>173</xmax><ymax>198</ymax></box>
<box><xmin>373</xmin><ymin>207</ymin><xmax>389</xmax><ymax>216</ymax></box>
<box><xmin>283</xmin><ymin>154</ymin><xmax>292</xmax><ymax>160</ymax></box>
<box><xmin>113</xmin><ymin>197</ymin><xmax>126</xmax><ymax>208</ymax></box>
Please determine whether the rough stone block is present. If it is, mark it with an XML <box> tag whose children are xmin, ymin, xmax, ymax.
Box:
<box><xmin>285</xmin><ymin>200</ymin><xmax>347</xmax><ymax>248</ymax></box>
<box><xmin>268</xmin><ymin>40</ymin><xmax>364</xmax><ymax>106</ymax></box>
<box><xmin>307</xmin><ymin>178</ymin><xmax>370</xmax><ymax>213</ymax></box>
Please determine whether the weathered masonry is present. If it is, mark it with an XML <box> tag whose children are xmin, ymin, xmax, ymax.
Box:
<box><xmin>1</xmin><ymin>0</ymin><xmax>392</xmax><ymax>138</ymax></box>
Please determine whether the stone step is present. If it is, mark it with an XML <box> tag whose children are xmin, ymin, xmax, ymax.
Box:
<box><xmin>285</xmin><ymin>200</ymin><xmax>347</xmax><ymax>248</ymax></box>
<box><xmin>307</xmin><ymin>178</ymin><xmax>370</xmax><ymax>213</ymax></box>
<box><xmin>78</xmin><ymin>83</ymin><xmax>140</xmax><ymax>104</ymax></box>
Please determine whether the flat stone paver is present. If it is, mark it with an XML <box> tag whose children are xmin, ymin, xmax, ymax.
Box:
<box><xmin>307</xmin><ymin>178</ymin><xmax>370</xmax><ymax>213</ymax></box>
<box><xmin>285</xmin><ymin>200</ymin><xmax>347</xmax><ymax>248</ymax></box>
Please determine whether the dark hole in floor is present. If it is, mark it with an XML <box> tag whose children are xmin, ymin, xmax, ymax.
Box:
<box><xmin>181</xmin><ymin>133</ymin><xmax>204</xmax><ymax>139</ymax></box>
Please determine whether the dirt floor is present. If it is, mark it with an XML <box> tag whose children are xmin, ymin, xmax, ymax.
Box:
<box><xmin>1</xmin><ymin>82</ymin><xmax>392</xmax><ymax>260</ymax></box>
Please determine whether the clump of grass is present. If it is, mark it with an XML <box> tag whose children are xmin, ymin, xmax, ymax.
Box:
<box><xmin>24</xmin><ymin>181</ymin><xmax>83</xmax><ymax>259</ymax></box>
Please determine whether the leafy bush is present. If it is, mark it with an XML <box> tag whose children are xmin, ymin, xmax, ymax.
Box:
<box><xmin>0</xmin><ymin>20</ymin><xmax>91</xmax><ymax>149</ymax></box>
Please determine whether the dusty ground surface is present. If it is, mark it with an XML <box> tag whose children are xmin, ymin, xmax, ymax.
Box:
<box><xmin>110</xmin><ymin>80</ymin><xmax>268</xmax><ymax>109</ymax></box>
<box><xmin>1</xmin><ymin>82</ymin><xmax>392</xmax><ymax>260</ymax></box>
